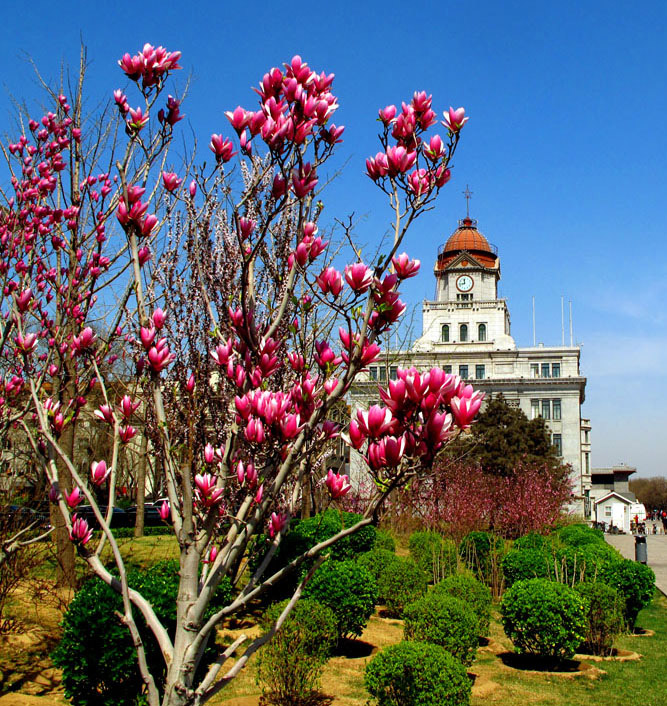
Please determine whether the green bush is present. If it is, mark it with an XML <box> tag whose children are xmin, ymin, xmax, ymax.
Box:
<box><xmin>365</xmin><ymin>641</ymin><xmax>471</xmax><ymax>706</ymax></box>
<box><xmin>374</xmin><ymin>529</ymin><xmax>396</xmax><ymax>552</ymax></box>
<box><xmin>303</xmin><ymin>559</ymin><xmax>377</xmax><ymax>639</ymax></box>
<box><xmin>52</xmin><ymin>561</ymin><xmax>233</xmax><ymax>706</ymax></box>
<box><xmin>555</xmin><ymin>543</ymin><xmax>621</xmax><ymax>584</ymax></box>
<box><xmin>403</xmin><ymin>592</ymin><xmax>478</xmax><ymax>665</ymax></box>
<box><xmin>357</xmin><ymin>548</ymin><xmax>397</xmax><ymax>596</ymax></box>
<box><xmin>433</xmin><ymin>572</ymin><xmax>492</xmax><ymax>636</ymax></box>
<box><xmin>377</xmin><ymin>557</ymin><xmax>428</xmax><ymax>618</ymax></box>
<box><xmin>501</xmin><ymin>578</ymin><xmax>587</xmax><ymax>660</ymax></box>
<box><xmin>408</xmin><ymin>531</ymin><xmax>457</xmax><ymax>582</ymax></box>
<box><xmin>254</xmin><ymin>510</ymin><xmax>376</xmax><ymax>591</ymax></box>
<box><xmin>574</xmin><ymin>582</ymin><xmax>624</xmax><ymax>656</ymax></box>
<box><xmin>256</xmin><ymin>599</ymin><xmax>337</xmax><ymax>706</ymax></box>
<box><xmin>557</xmin><ymin>523</ymin><xmax>604</xmax><ymax>547</ymax></box>
<box><xmin>502</xmin><ymin>548</ymin><xmax>551</xmax><ymax>587</ymax></box>
<box><xmin>513</xmin><ymin>532</ymin><xmax>551</xmax><ymax>551</ymax></box>
<box><xmin>601</xmin><ymin>558</ymin><xmax>655</xmax><ymax>629</ymax></box>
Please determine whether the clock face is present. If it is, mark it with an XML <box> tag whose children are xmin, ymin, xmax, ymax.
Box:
<box><xmin>457</xmin><ymin>275</ymin><xmax>473</xmax><ymax>292</ymax></box>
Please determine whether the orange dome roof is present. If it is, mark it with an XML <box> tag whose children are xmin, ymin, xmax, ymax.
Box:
<box><xmin>443</xmin><ymin>217</ymin><xmax>494</xmax><ymax>253</ymax></box>
<box><xmin>437</xmin><ymin>217</ymin><xmax>498</xmax><ymax>269</ymax></box>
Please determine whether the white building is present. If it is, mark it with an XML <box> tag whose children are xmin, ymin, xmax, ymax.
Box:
<box><xmin>351</xmin><ymin>215</ymin><xmax>589</xmax><ymax>508</ymax></box>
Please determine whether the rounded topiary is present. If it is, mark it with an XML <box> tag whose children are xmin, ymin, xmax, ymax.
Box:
<box><xmin>374</xmin><ymin>529</ymin><xmax>396</xmax><ymax>553</ymax></box>
<box><xmin>303</xmin><ymin>559</ymin><xmax>377</xmax><ymax>639</ymax></box>
<box><xmin>574</xmin><ymin>581</ymin><xmax>624</xmax><ymax>656</ymax></box>
<box><xmin>513</xmin><ymin>532</ymin><xmax>551</xmax><ymax>551</ymax></box>
<box><xmin>555</xmin><ymin>542</ymin><xmax>621</xmax><ymax>584</ymax></box>
<box><xmin>500</xmin><ymin>578</ymin><xmax>587</xmax><ymax>660</ymax></box>
<box><xmin>365</xmin><ymin>641</ymin><xmax>471</xmax><ymax>706</ymax></box>
<box><xmin>403</xmin><ymin>592</ymin><xmax>479</xmax><ymax>665</ymax></box>
<box><xmin>557</xmin><ymin>523</ymin><xmax>604</xmax><ymax>547</ymax></box>
<box><xmin>357</xmin><ymin>547</ymin><xmax>397</xmax><ymax>594</ymax></box>
<box><xmin>256</xmin><ymin>598</ymin><xmax>337</xmax><ymax>705</ymax></box>
<box><xmin>600</xmin><ymin>558</ymin><xmax>655</xmax><ymax>629</ymax></box>
<box><xmin>433</xmin><ymin>572</ymin><xmax>492</xmax><ymax>636</ymax></box>
<box><xmin>408</xmin><ymin>531</ymin><xmax>457</xmax><ymax>582</ymax></box>
<box><xmin>52</xmin><ymin>560</ymin><xmax>233</xmax><ymax>706</ymax></box>
<box><xmin>377</xmin><ymin>556</ymin><xmax>428</xmax><ymax>618</ymax></box>
<box><xmin>502</xmin><ymin>548</ymin><xmax>552</xmax><ymax>587</ymax></box>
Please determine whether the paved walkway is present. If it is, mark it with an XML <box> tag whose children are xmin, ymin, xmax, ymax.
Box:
<box><xmin>605</xmin><ymin>534</ymin><xmax>667</xmax><ymax>596</ymax></box>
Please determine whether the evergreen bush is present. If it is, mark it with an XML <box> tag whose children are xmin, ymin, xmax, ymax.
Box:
<box><xmin>374</xmin><ymin>528</ymin><xmax>396</xmax><ymax>552</ymax></box>
<box><xmin>403</xmin><ymin>592</ymin><xmax>479</xmax><ymax>665</ymax></box>
<box><xmin>357</xmin><ymin>547</ymin><xmax>397</xmax><ymax>596</ymax></box>
<box><xmin>256</xmin><ymin>599</ymin><xmax>337</xmax><ymax>705</ymax></box>
<box><xmin>408</xmin><ymin>530</ymin><xmax>457</xmax><ymax>582</ymax></box>
<box><xmin>574</xmin><ymin>581</ymin><xmax>624</xmax><ymax>656</ymax></box>
<box><xmin>377</xmin><ymin>557</ymin><xmax>428</xmax><ymax>618</ymax></box>
<box><xmin>600</xmin><ymin>558</ymin><xmax>655</xmax><ymax>629</ymax></box>
<box><xmin>365</xmin><ymin>641</ymin><xmax>471</xmax><ymax>706</ymax></box>
<box><xmin>303</xmin><ymin>559</ymin><xmax>377</xmax><ymax>639</ymax></box>
<box><xmin>557</xmin><ymin>523</ymin><xmax>604</xmax><ymax>547</ymax></box>
<box><xmin>500</xmin><ymin>578</ymin><xmax>587</xmax><ymax>660</ymax></box>
<box><xmin>502</xmin><ymin>548</ymin><xmax>551</xmax><ymax>587</ymax></box>
<box><xmin>433</xmin><ymin>572</ymin><xmax>492</xmax><ymax>636</ymax></box>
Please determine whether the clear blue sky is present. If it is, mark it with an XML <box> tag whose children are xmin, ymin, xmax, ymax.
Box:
<box><xmin>2</xmin><ymin>0</ymin><xmax>665</xmax><ymax>476</ymax></box>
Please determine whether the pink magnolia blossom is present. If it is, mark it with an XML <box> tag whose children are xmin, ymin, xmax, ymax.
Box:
<box><xmin>344</xmin><ymin>262</ymin><xmax>373</xmax><ymax>293</ymax></box>
<box><xmin>158</xmin><ymin>500</ymin><xmax>170</xmax><ymax>521</ymax></box>
<box><xmin>325</xmin><ymin>470</ymin><xmax>351</xmax><ymax>499</ymax></box>
<box><xmin>152</xmin><ymin>308</ymin><xmax>166</xmax><ymax>330</ymax></box>
<box><xmin>378</xmin><ymin>105</ymin><xmax>397</xmax><ymax>124</ymax></box>
<box><xmin>291</xmin><ymin>163</ymin><xmax>318</xmax><ymax>198</ymax></box>
<box><xmin>316</xmin><ymin>267</ymin><xmax>343</xmax><ymax>296</ymax></box>
<box><xmin>162</xmin><ymin>171</ymin><xmax>182</xmax><ymax>192</ymax></box>
<box><xmin>65</xmin><ymin>487</ymin><xmax>83</xmax><ymax>508</ymax></box>
<box><xmin>209</xmin><ymin>134</ymin><xmax>236</xmax><ymax>162</ymax></box>
<box><xmin>127</xmin><ymin>107</ymin><xmax>149</xmax><ymax>131</ymax></box>
<box><xmin>355</xmin><ymin>405</ymin><xmax>394</xmax><ymax>439</ymax></box>
<box><xmin>119</xmin><ymin>425</ymin><xmax>137</xmax><ymax>443</ymax></box>
<box><xmin>392</xmin><ymin>253</ymin><xmax>420</xmax><ymax>279</ymax></box>
<box><xmin>442</xmin><ymin>106</ymin><xmax>469</xmax><ymax>133</ymax></box>
<box><xmin>90</xmin><ymin>460</ymin><xmax>110</xmax><ymax>485</ymax></box>
<box><xmin>194</xmin><ymin>473</ymin><xmax>224</xmax><ymax>508</ymax></box>
<box><xmin>94</xmin><ymin>404</ymin><xmax>114</xmax><ymax>424</ymax></box>
<box><xmin>70</xmin><ymin>515</ymin><xmax>93</xmax><ymax>545</ymax></box>
<box><xmin>268</xmin><ymin>511</ymin><xmax>289</xmax><ymax>538</ymax></box>
<box><xmin>450</xmin><ymin>391</ymin><xmax>484</xmax><ymax>429</ymax></box>
<box><xmin>119</xmin><ymin>395</ymin><xmax>140</xmax><ymax>419</ymax></box>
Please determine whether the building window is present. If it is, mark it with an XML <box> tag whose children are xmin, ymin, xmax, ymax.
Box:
<box><xmin>456</xmin><ymin>293</ymin><xmax>473</xmax><ymax>301</ymax></box>
<box><xmin>369</xmin><ymin>367</ymin><xmax>377</xmax><ymax>381</ymax></box>
<box><xmin>475</xmin><ymin>364</ymin><xmax>485</xmax><ymax>380</ymax></box>
<box><xmin>379</xmin><ymin>366</ymin><xmax>386</xmax><ymax>382</ymax></box>
<box><xmin>552</xmin><ymin>433</ymin><xmax>562</xmax><ymax>456</ymax></box>
<box><xmin>530</xmin><ymin>363</ymin><xmax>539</xmax><ymax>378</ymax></box>
<box><xmin>531</xmin><ymin>399</ymin><xmax>540</xmax><ymax>419</ymax></box>
<box><xmin>459</xmin><ymin>365</ymin><xmax>469</xmax><ymax>379</ymax></box>
<box><xmin>585</xmin><ymin>453</ymin><xmax>590</xmax><ymax>473</ymax></box>
<box><xmin>389</xmin><ymin>366</ymin><xmax>398</xmax><ymax>381</ymax></box>
<box><xmin>542</xmin><ymin>399</ymin><xmax>551</xmax><ymax>420</ymax></box>
<box><xmin>605</xmin><ymin>505</ymin><xmax>611</xmax><ymax>517</ymax></box>
<box><xmin>552</xmin><ymin>399</ymin><xmax>561</xmax><ymax>420</ymax></box>
<box><xmin>541</xmin><ymin>363</ymin><xmax>551</xmax><ymax>378</ymax></box>
<box><xmin>478</xmin><ymin>323</ymin><xmax>487</xmax><ymax>341</ymax></box>
<box><xmin>441</xmin><ymin>324</ymin><xmax>449</xmax><ymax>342</ymax></box>
<box><xmin>460</xmin><ymin>324</ymin><xmax>468</xmax><ymax>342</ymax></box>
<box><xmin>584</xmin><ymin>429</ymin><xmax>590</xmax><ymax>443</ymax></box>
<box><xmin>552</xmin><ymin>363</ymin><xmax>561</xmax><ymax>378</ymax></box>
<box><xmin>444</xmin><ymin>365</ymin><xmax>452</xmax><ymax>374</ymax></box>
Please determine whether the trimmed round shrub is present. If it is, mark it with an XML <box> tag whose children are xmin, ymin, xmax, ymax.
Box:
<box><xmin>374</xmin><ymin>528</ymin><xmax>396</xmax><ymax>552</ymax></box>
<box><xmin>501</xmin><ymin>578</ymin><xmax>587</xmax><ymax>660</ymax></box>
<box><xmin>52</xmin><ymin>560</ymin><xmax>232</xmax><ymax>706</ymax></box>
<box><xmin>513</xmin><ymin>532</ymin><xmax>551</xmax><ymax>551</ymax></box>
<box><xmin>303</xmin><ymin>559</ymin><xmax>377</xmax><ymax>639</ymax></box>
<box><xmin>377</xmin><ymin>556</ymin><xmax>428</xmax><ymax>618</ymax></box>
<box><xmin>555</xmin><ymin>543</ymin><xmax>621</xmax><ymax>584</ymax></box>
<box><xmin>357</xmin><ymin>548</ymin><xmax>397</xmax><ymax>594</ymax></box>
<box><xmin>365</xmin><ymin>641</ymin><xmax>471</xmax><ymax>706</ymax></box>
<box><xmin>557</xmin><ymin>523</ymin><xmax>604</xmax><ymax>547</ymax></box>
<box><xmin>403</xmin><ymin>592</ymin><xmax>478</xmax><ymax>665</ymax></box>
<box><xmin>574</xmin><ymin>582</ymin><xmax>624</xmax><ymax>656</ymax></box>
<box><xmin>502</xmin><ymin>548</ymin><xmax>551</xmax><ymax>587</ymax></box>
<box><xmin>256</xmin><ymin>598</ymin><xmax>337</xmax><ymax>705</ymax></box>
<box><xmin>408</xmin><ymin>531</ymin><xmax>457</xmax><ymax>582</ymax></box>
<box><xmin>600</xmin><ymin>558</ymin><xmax>655</xmax><ymax>629</ymax></box>
<box><xmin>433</xmin><ymin>572</ymin><xmax>492</xmax><ymax>636</ymax></box>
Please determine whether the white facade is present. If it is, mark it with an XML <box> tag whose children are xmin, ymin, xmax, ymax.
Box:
<box><xmin>350</xmin><ymin>216</ymin><xmax>588</xmax><ymax>506</ymax></box>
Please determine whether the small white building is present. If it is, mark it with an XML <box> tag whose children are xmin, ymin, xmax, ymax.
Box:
<box><xmin>586</xmin><ymin>463</ymin><xmax>645</xmax><ymax>532</ymax></box>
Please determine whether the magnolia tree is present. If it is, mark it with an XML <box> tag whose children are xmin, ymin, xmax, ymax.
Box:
<box><xmin>0</xmin><ymin>44</ymin><xmax>483</xmax><ymax>704</ymax></box>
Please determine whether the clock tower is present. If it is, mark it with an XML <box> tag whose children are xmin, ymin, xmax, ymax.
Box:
<box><xmin>414</xmin><ymin>215</ymin><xmax>513</xmax><ymax>350</ymax></box>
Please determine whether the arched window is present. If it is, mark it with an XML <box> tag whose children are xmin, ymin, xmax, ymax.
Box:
<box><xmin>441</xmin><ymin>324</ymin><xmax>450</xmax><ymax>342</ymax></box>
<box><xmin>460</xmin><ymin>324</ymin><xmax>468</xmax><ymax>342</ymax></box>
<box><xmin>478</xmin><ymin>323</ymin><xmax>487</xmax><ymax>342</ymax></box>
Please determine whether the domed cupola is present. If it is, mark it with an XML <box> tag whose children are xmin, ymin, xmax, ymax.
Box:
<box><xmin>436</xmin><ymin>217</ymin><xmax>498</xmax><ymax>270</ymax></box>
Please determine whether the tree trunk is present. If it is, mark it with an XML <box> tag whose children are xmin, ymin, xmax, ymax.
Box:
<box><xmin>53</xmin><ymin>423</ymin><xmax>77</xmax><ymax>589</ymax></box>
<box><xmin>134</xmin><ymin>433</ymin><xmax>148</xmax><ymax>538</ymax></box>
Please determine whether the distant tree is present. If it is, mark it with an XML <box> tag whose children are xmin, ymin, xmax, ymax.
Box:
<box><xmin>447</xmin><ymin>394</ymin><xmax>565</xmax><ymax>478</ymax></box>
<box><xmin>629</xmin><ymin>476</ymin><xmax>667</xmax><ymax>512</ymax></box>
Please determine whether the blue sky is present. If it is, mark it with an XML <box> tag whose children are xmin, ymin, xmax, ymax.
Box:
<box><xmin>2</xmin><ymin>0</ymin><xmax>665</xmax><ymax>476</ymax></box>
